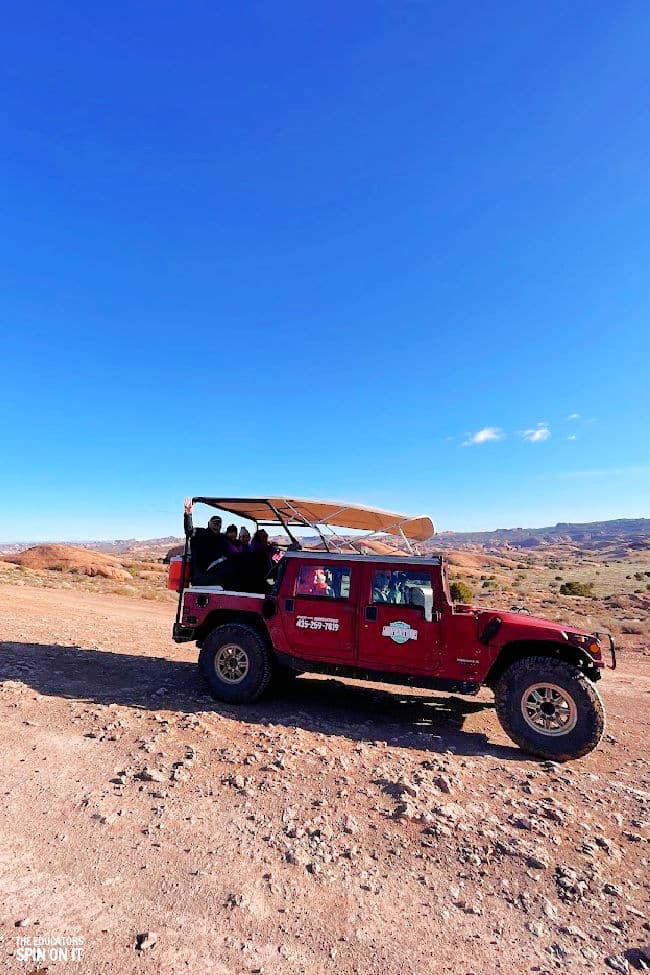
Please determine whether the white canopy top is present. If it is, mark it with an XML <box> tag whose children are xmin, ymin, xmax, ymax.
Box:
<box><xmin>192</xmin><ymin>496</ymin><xmax>434</xmax><ymax>541</ymax></box>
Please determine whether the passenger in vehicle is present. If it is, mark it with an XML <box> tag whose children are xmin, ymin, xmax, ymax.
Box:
<box><xmin>238</xmin><ymin>527</ymin><xmax>252</xmax><ymax>551</ymax></box>
<box><xmin>183</xmin><ymin>498</ymin><xmax>229</xmax><ymax>577</ymax></box>
<box><xmin>251</xmin><ymin>529</ymin><xmax>280</xmax><ymax>558</ymax></box>
<box><xmin>297</xmin><ymin>567</ymin><xmax>330</xmax><ymax>596</ymax></box>
<box><xmin>231</xmin><ymin>531</ymin><xmax>277</xmax><ymax>594</ymax></box>
<box><xmin>373</xmin><ymin>571</ymin><xmax>390</xmax><ymax>602</ymax></box>
<box><xmin>225</xmin><ymin>524</ymin><xmax>241</xmax><ymax>553</ymax></box>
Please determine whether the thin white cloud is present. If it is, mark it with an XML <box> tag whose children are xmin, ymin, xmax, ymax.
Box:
<box><xmin>567</xmin><ymin>413</ymin><xmax>581</xmax><ymax>421</ymax></box>
<box><xmin>555</xmin><ymin>466</ymin><xmax>649</xmax><ymax>479</ymax></box>
<box><xmin>462</xmin><ymin>427</ymin><xmax>505</xmax><ymax>447</ymax></box>
<box><xmin>521</xmin><ymin>424</ymin><xmax>551</xmax><ymax>443</ymax></box>
<box><xmin>567</xmin><ymin>434</ymin><xmax>577</xmax><ymax>441</ymax></box>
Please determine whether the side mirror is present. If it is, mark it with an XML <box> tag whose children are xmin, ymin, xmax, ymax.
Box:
<box><xmin>409</xmin><ymin>585</ymin><xmax>435</xmax><ymax>623</ymax></box>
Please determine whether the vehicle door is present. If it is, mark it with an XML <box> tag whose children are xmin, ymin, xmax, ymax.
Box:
<box><xmin>357</xmin><ymin>564</ymin><xmax>442</xmax><ymax>675</ymax></box>
<box><xmin>280</xmin><ymin>559</ymin><xmax>356</xmax><ymax>664</ymax></box>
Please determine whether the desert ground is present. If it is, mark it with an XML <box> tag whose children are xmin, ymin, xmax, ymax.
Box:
<box><xmin>0</xmin><ymin>537</ymin><xmax>649</xmax><ymax>974</ymax></box>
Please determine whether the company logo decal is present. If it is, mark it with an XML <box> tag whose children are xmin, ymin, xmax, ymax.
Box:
<box><xmin>381</xmin><ymin>621</ymin><xmax>418</xmax><ymax>644</ymax></box>
<box><xmin>296</xmin><ymin>616</ymin><xmax>340</xmax><ymax>632</ymax></box>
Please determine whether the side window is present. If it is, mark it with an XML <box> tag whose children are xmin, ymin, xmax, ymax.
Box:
<box><xmin>295</xmin><ymin>565</ymin><xmax>351</xmax><ymax>600</ymax></box>
<box><xmin>372</xmin><ymin>569</ymin><xmax>431</xmax><ymax>605</ymax></box>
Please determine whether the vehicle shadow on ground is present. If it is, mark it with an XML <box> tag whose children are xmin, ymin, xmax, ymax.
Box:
<box><xmin>0</xmin><ymin>640</ymin><xmax>523</xmax><ymax>760</ymax></box>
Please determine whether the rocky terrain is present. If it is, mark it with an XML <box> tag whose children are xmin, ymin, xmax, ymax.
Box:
<box><xmin>0</xmin><ymin>532</ymin><xmax>649</xmax><ymax>974</ymax></box>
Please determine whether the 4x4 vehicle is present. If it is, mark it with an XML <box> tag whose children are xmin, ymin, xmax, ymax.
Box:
<box><xmin>170</xmin><ymin>497</ymin><xmax>615</xmax><ymax>760</ymax></box>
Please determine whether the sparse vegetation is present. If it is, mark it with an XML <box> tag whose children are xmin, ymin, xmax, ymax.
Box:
<box><xmin>559</xmin><ymin>580</ymin><xmax>595</xmax><ymax>597</ymax></box>
<box><xmin>450</xmin><ymin>580</ymin><xmax>473</xmax><ymax>603</ymax></box>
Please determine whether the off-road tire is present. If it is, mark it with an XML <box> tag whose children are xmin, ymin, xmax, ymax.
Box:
<box><xmin>494</xmin><ymin>656</ymin><xmax>605</xmax><ymax>761</ymax></box>
<box><xmin>200</xmin><ymin>624</ymin><xmax>273</xmax><ymax>704</ymax></box>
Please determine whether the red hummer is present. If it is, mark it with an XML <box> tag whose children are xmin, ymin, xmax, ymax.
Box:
<box><xmin>170</xmin><ymin>497</ymin><xmax>615</xmax><ymax>761</ymax></box>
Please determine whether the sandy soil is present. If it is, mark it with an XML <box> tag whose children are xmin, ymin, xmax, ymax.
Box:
<box><xmin>1</xmin><ymin>583</ymin><xmax>649</xmax><ymax>974</ymax></box>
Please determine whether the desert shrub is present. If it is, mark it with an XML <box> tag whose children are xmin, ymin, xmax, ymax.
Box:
<box><xmin>450</xmin><ymin>580</ymin><xmax>474</xmax><ymax>603</ymax></box>
<box><xmin>559</xmin><ymin>580</ymin><xmax>595</xmax><ymax>597</ymax></box>
<box><xmin>634</xmin><ymin>571</ymin><xmax>644</xmax><ymax>581</ymax></box>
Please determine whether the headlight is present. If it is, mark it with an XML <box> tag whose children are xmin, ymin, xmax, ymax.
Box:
<box><xmin>565</xmin><ymin>631</ymin><xmax>602</xmax><ymax>657</ymax></box>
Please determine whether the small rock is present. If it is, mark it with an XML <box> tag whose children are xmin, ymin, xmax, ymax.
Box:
<box><xmin>603</xmin><ymin>883</ymin><xmax>623</xmax><ymax>898</ymax></box>
<box><xmin>401</xmin><ymin>781</ymin><xmax>419</xmax><ymax>799</ymax></box>
<box><xmin>510</xmin><ymin>815</ymin><xmax>533</xmax><ymax>830</ymax></box>
<box><xmin>135</xmin><ymin>931</ymin><xmax>158</xmax><ymax>951</ymax></box>
<box><xmin>226</xmin><ymin>892</ymin><xmax>245</xmax><ymax>908</ymax></box>
<box><xmin>526</xmin><ymin>851</ymin><xmax>551</xmax><ymax>870</ymax></box>
<box><xmin>138</xmin><ymin>768</ymin><xmax>165</xmax><ymax>783</ymax></box>
<box><xmin>15</xmin><ymin>918</ymin><xmax>32</xmax><ymax>927</ymax></box>
<box><xmin>394</xmin><ymin>801</ymin><xmax>417</xmax><ymax>820</ymax></box>
<box><xmin>560</xmin><ymin>925</ymin><xmax>588</xmax><ymax>941</ymax></box>
<box><xmin>436</xmin><ymin>802</ymin><xmax>467</xmax><ymax>823</ymax></box>
<box><xmin>541</xmin><ymin>897</ymin><xmax>558</xmax><ymax>919</ymax></box>
<box><xmin>605</xmin><ymin>956</ymin><xmax>629</xmax><ymax>974</ymax></box>
<box><xmin>433</xmin><ymin>775</ymin><xmax>453</xmax><ymax>794</ymax></box>
<box><xmin>626</xmin><ymin>904</ymin><xmax>646</xmax><ymax>918</ymax></box>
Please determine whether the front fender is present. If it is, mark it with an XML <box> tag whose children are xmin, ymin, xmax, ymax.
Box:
<box><xmin>485</xmin><ymin>639</ymin><xmax>603</xmax><ymax>688</ymax></box>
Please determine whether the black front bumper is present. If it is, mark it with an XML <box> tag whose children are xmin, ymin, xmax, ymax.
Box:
<box><xmin>594</xmin><ymin>630</ymin><xmax>617</xmax><ymax>670</ymax></box>
<box><xmin>173</xmin><ymin>623</ymin><xmax>196</xmax><ymax>643</ymax></box>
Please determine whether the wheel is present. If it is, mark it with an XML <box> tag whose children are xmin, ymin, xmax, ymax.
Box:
<box><xmin>199</xmin><ymin>624</ymin><xmax>273</xmax><ymax>704</ymax></box>
<box><xmin>494</xmin><ymin>656</ymin><xmax>605</xmax><ymax>760</ymax></box>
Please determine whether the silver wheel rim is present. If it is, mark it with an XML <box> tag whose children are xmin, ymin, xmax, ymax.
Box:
<box><xmin>215</xmin><ymin>644</ymin><xmax>249</xmax><ymax>684</ymax></box>
<box><xmin>521</xmin><ymin>682</ymin><xmax>578</xmax><ymax>736</ymax></box>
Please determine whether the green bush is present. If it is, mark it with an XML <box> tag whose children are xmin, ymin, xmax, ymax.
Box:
<box><xmin>559</xmin><ymin>580</ymin><xmax>595</xmax><ymax>597</ymax></box>
<box><xmin>450</xmin><ymin>580</ymin><xmax>474</xmax><ymax>603</ymax></box>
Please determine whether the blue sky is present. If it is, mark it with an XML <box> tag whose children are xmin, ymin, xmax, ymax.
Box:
<box><xmin>1</xmin><ymin>1</ymin><xmax>649</xmax><ymax>541</ymax></box>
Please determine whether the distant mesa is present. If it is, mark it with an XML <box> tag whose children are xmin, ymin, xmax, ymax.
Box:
<box><xmin>431</xmin><ymin>518</ymin><xmax>650</xmax><ymax>551</ymax></box>
<box><xmin>0</xmin><ymin>544</ymin><xmax>132</xmax><ymax>581</ymax></box>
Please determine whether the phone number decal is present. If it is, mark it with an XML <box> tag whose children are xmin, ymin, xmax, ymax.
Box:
<box><xmin>296</xmin><ymin>616</ymin><xmax>340</xmax><ymax>632</ymax></box>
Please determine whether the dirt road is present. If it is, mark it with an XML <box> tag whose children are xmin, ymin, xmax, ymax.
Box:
<box><xmin>1</xmin><ymin>584</ymin><xmax>649</xmax><ymax>974</ymax></box>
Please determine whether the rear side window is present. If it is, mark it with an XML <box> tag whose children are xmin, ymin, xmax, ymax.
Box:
<box><xmin>295</xmin><ymin>564</ymin><xmax>351</xmax><ymax>600</ymax></box>
<box><xmin>372</xmin><ymin>569</ymin><xmax>431</xmax><ymax>605</ymax></box>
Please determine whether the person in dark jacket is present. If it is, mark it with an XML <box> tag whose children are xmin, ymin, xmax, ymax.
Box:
<box><xmin>183</xmin><ymin>499</ymin><xmax>229</xmax><ymax>575</ymax></box>
<box><xmin>225</xmin><ymin>524</ymin><xmax>242</xmax><ymax>554</ymax></box>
